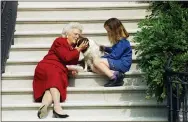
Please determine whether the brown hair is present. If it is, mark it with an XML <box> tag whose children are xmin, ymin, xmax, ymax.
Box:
<box><xmin>104</xmin><ymin>18</ymin><xmax>129</xmax><ymax>45</ymax></box>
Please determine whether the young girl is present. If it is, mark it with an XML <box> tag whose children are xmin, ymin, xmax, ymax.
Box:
<box><xmin>93</xmin><ymin>18</ymin><xmax>132</xmax><ymax>87</ymax></box>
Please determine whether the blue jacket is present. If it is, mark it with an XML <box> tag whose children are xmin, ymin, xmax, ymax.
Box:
<box><xmin>102</xmin><ymin>38</ymin><xmax>132</xmax><ymax>72</ymax></box>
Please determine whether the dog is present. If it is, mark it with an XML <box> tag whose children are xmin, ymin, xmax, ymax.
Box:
<box><xmin>76</xmin><ymin>37</ymin><xmax>104</xmax><ymax>72</ymax></box>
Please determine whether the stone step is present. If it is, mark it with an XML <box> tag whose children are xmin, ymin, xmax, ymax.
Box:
<box><xmin>17</xmin><ymin>3</ymin><xmax>150</xmax><ymax>19</ymax></box>
<box><xmin>17</xmin><ymin>10</ymin><xmax>149</xmax><ymax>20</ymax></box>
<box><xmin>16</xmin><ymin>16</ymin><xmax>145</xmax><ymax>23</ymax></box>
<box><xmin>15</xmin><ymin>20</ymin><xmax>139</xmax><ymax>32</ymax></box>
<box><xmin>2</xmin><ymin>77</ymin><xmax>145</xmax><ymax>88</ymax></box>
<box><xmin>6</xmin><ymin>57</ymin><xmax>138</xmax><ymax>64</ymax></box>
<box><xmin>14</xmin><ymin>29</ymin><xmax>138</xmax><ymax>37</ymax></box>
<box><xmin>8</xmin><ymin>43</ymin><xmax>137</xmax><ymax>60</ymax></box>
<box><xmin>5</xmin><ymin>49</ymin><xmax>140</xmax><ymax>71</ymax></box>
<box><xmin>18</xmin><ymin>2</ymin><xmax>149</xmax><ymax>10</ymax></box>
<box><xmin>3</xmin><ymin>2</ymin><xmax>169</xmax><ymax>122</ymax></box>
<box><xmin>10</xmin><ymin>42</ymin><xmax>137</xmax><ymax>49</ymax></box>
<box><xmin>14</xmin><ymin>35</ymin><xmax>135</xmax><ymax>45</ymax></box>
<box><xmin>2</xmin><ymin>115</ymin><xmax>168</xmax><ymax>122</ymax></box>
<box><xmin>14</xmin><ymin>26</ymin><xmax>138</xmax><ymax>36</ymax></box>
<box><xmin>5</xmin><ymin>62</ymin><xmax>139</xmax><ymax>73</ymax></box>
<box><xmin>2</xmin><ymin>86</ymin><xmax>157</xmax><ymax>104</ymax></box>
<box><xmin>2</xmin><ymin>71</ymin><xmax>143</xmax><ymax>79</ymax></box>
<box><xmin>2</xmin><ymin>71</ymin><xmax>145</xmax><ymax>88</ymax></box>
<box><xmin>2</xmin><ymin>101</ymin><xmax>167</xmax><ymax>120</ymax></box>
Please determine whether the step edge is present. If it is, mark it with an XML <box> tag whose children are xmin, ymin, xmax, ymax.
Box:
<box><xmin>18</xmin><ymin>3</ymin><xmax>150</xmax><ymax>9</ymax></box>
<box><xmin>2</xmin><ymin>101</ymin><xmax>166</xmax><ymax>108</ymax></box>
<box><xmin>1</xmin><ymin>86</ymin><xmax>147</xmax><ymax>93</ymax></box>
<box><xmin>10</xmin><ymin>42</ymin><xmax>138</xmax><ymax>49</ymax></box>
<box><xmin>14</xmin><ymin>29</ymin><xmax>139</xmax><ymax>35</ymax></box>
<box><xmin>6</xmin><ymin>58</ymin><xmax>138</xmax><ymax>63</ymax></box>
<box><xmin>16</xmin><ymin>16</ymin><xmax>146</xmax><ymax>22</ymax></box>
<box><xmin>2</xmin><ymin>70</ymin><xmax>143</xmax><ymax>77</ymax></box>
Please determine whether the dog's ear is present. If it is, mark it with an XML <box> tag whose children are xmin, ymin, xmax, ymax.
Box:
<box><xmin>76</xmin><ymin>36</ymin><xmax>83</xmax><ymax>47</ymax></box>
<box><xmin>82</xmin><ymin>38</ymin><xmax>90</xmax><ymax>48</ymax></box>
<box><xmin>76</xmin><ymin>37</ymin><xmax>90</xmax><ymax>54</ymax></box>
<box><xmin>76</xmin><ymin>37</ymin><xmax>83</xmax><ymax>47</ymax></box>
<box><xmin>84</xmin><ymin>38</ymin><xmax>90</xmax><ymax>47</ymax></box>
<box><xmin>77</xmin><ymin>37</ymin><xmax>89</xmax><ymax>47</ymax></box>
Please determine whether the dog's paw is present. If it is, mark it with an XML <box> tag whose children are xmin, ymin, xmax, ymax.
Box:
<box><xmin>87</xmin><ymin>66</ymin><xmax>93</xmax><ymax>72</ymax></box>
<box><xmin>83</xmin><ymin>69</ymin><xmax>88</xmax><ymax>72</ymax></box>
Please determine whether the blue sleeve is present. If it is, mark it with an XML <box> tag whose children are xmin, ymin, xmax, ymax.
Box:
<box><xmin>104</xmin><ymin>46</ymin><xmax>112</xmax><ymax>53</ymax></box>
<box><xmin>102</xmin><ymin>40</ymin><xmax>130</xmax><ymax>59</ymax></box>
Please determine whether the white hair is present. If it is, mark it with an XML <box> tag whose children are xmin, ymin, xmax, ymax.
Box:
<box><xmin>62</xmin><ymin>22</ymin><xmax>83</xmax><ymax>37</ymax></box>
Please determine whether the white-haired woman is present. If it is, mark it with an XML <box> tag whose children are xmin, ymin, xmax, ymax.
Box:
<box><xmin>33</xmin><ymin>22</ymin><xmax>88</xmax><ymax>119</ymax></box>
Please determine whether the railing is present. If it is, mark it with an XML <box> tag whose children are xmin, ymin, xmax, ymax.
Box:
<box><xmin>1</xmin><ymin>1</ymin><xmax>18</xmax><ymax>73</ymax></box>
<box><xmin>165</xmin><ymin>55</ymin><xmax>188</xmax><ymax>122</ymax></box>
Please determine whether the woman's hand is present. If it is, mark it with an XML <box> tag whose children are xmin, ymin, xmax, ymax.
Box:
<box><xmin>71</xmin><ymin>70</ymin><xmax>78</xmax><ymax>77</ymax></box>
<box><xmin>67</xmin><ymin>65</ymin><xmax>82</xmax><ymax>77</ymax></box>
<box><xmin>68</xmin><ymin>69</ymin><xmax>78</xmax><ymax>77</ymax></box>
<box><xmin>76</xmin><ymin>41</ymin><xmax>89</xmax><ymax>52</ymax></box>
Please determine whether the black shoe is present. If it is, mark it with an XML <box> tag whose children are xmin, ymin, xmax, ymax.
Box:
<box><xmin>37</xmin><ymin>105</ymin><xmax>48</xmax><ymax>119</ymax></box>
<box><xmin>104</xmin><ymin>80</ymin><xmax>112</xmax><ymax>87</ymax></box>
<box><xmin>117</xmin><ymin>72</ymin><xmax>125</xmax><ymax>81</ymax></box>
<box><xmin>53</xmin><ymin>109</ymin><xmax>69</xmax><ymax>118</ymax></box>
<box><xmin>104</xmin><ymin>72</ymin><xmax>125</xmax><ymax>87</ymax></box>
<box><xmin>104</xmin><ymin>79</ymin><xmax>124</xmax><ymax>87</ymax></box>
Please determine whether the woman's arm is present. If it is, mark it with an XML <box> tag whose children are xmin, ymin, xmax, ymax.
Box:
<box><xmin>54</xmin><ymin>41</ymin><xmax>80</xmax><ymax>63</ymax></box>
<box><xmin>66</xmin><ymin>65</ymin><xmax>84</xmax><ymax>77</ymax></box>
<box><xmin>66</xmin><ymin>65</ymin><xmax>83</xmax><ymax>71</ymax></box>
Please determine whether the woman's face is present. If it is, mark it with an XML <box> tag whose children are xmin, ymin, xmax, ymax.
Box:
<box><xmin>67</xmin><ymin>28</ymin><xmax>82</xmax><ymax>45</ymax></box>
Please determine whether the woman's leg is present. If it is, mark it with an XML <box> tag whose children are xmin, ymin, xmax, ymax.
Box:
<box><xmin>38</xmin><ymin>90</ymin><xmax>53</xmax><ymax>119</ymax></box>
<box><xmin>41</xmin><ymin>90</ymin><xmax>53</xmax><ymax>107</ymax></box>
<box><xmin>49</xmin><ymin>87</ymin><xmax>64</xmax><ymax>114</ymax></box>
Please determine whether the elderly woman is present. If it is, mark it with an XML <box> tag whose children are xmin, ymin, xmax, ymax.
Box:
<box><xmin>33</xmin><ymin>22</ymin><xmax>88</xmax><ymax>119</ymax></box>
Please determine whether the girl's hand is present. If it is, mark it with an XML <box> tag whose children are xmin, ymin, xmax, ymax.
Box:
<box><xmin>99</xmin><ymin>45</ymin><xmax>105</xmax><ymax>51</ymax></box>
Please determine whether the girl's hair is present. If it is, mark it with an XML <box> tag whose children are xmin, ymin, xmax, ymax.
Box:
<box><xmin>104</xmin><ymin>18</ymin><xmax>129</xmax><ymax>45</ymax></box>
<box><xmin>62</xmin><ymin>22</ymin><xmax>83</xmax><ymax>37</ymax></box>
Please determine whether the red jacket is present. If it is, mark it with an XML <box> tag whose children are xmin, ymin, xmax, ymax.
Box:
<box><xmin>40</xmin><ymin>37</ymin><xmax>80</xmax><ymax>74</ymax></box>
<box><xmin>33</xmin><ymin>37</ymin><xmax>80</xmax><ymax>102</ymax></box>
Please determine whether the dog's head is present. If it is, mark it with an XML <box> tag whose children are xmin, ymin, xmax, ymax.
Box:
<box><xmin>76</xmin><ymin>36</ymin><xmax>90</xmax><ymax>53</ymax></box>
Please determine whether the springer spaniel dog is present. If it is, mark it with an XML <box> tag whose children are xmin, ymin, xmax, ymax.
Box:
<box><xmin>76</xmin><ymin>37</ymin><xmax>104</xmax><ymax>72</ymax></box>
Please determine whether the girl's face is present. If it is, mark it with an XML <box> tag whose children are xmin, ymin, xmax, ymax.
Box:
<box><xmin>104</xmin><ymin>26</ymin><xmax>111</xmax><ymax>33</ymax></box>
<box><xmin>67</xmin><ymin>28</ymin><xmax>82</xmax><ymax>45</ymax></box>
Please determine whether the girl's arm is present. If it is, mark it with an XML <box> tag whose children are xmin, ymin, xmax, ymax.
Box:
<box><xmin>100</xmin><ymin>45</ymin><xmax>112</xmax><ymax>53</ymax></box>
<box><xmin>104</xmin><ymin>46</ymin><xmax>113</xmax><ymax>53</ymax></box>
<box><xmin>103</xmin><ymin>41</ymin><xmax>131</xmax><ymax>59</ymax></box>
